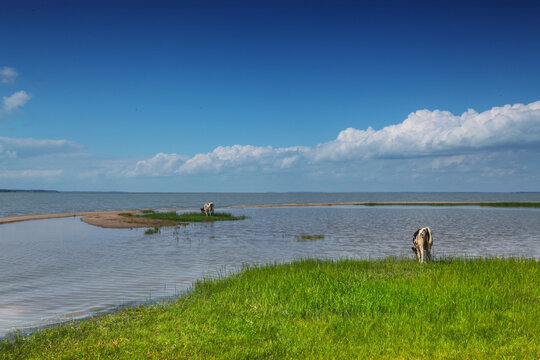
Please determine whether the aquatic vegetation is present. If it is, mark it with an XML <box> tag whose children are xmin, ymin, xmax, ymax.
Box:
<box><xmin>295</xmin><ymin>234</ymin><xmax>325</xmax><ymax>241</ymax></box>
<box><xmin>144</xmin><ymin>226</ymin><xmax>160</xmax><ymax>235</ymax></box>
<box><xmin>1</xmin><ymin>258</ymin><xmax>537</xmax><ymax>359</ymax></box>
<box><xmin>139</xmin><ymin>211</ymin><xmax>247</xmax><ymax>223</ymax></box>
<box><xmin>139</xmin><ymin>209</ymin><xmax>156</xmax><ymax>214</ymax></box>
<box><xmin>115</xmin><ymin>211</ymin><xmax>246</xmax><ymax>228</ymax></box>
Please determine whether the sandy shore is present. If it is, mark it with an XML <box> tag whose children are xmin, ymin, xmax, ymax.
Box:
<box><xmin>0</xmin><ymin>210</ymin><xmax>181</xmax><ymax>229</ymax></box>
<box><xmin>1</xmin><ymin>202</ymin><xmax>538</xmax><ymax>228</ymax></box>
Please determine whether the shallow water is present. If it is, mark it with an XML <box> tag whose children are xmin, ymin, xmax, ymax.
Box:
<box><xmin>2</xmin><ymin>191</ymin><xmax>540</xmax><ymax>217</ymax></box>
<box><xmin>0</xmin><ymin>205</ymin><xmax>539</xmax><ymax>337</ymax></box>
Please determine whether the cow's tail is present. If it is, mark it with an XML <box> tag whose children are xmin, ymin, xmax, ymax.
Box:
<box><xmin>425</xmin><ymin>227</ymin><xmax>432</xmax><ymax>245</ymax></box>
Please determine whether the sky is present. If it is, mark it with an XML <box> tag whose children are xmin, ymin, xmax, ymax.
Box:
<box><xmin>1</xmin><ymin>0</ymin><xmax>539</xmax><ymax>192</ymax></box>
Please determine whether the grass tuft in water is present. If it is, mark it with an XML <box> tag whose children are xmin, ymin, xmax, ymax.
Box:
<box><xmin>144</xmin><ymin>226</ymin><xmax>160</xmax><ymax>235</ymax></box>
<box><xmin>139</xmin><ymin>209</ymin><xmax>156</xmax><ymax>214</ymax></box>
<box><xmin>295</xmin><ymin>234</ymin><xmax>325</xmax><ymax>241</ymax></box>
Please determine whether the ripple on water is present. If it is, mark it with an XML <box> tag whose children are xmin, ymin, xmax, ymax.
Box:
<box><xmin>0</xmin><ymin>205</ymin><xmax>539</xmax><ymax>337</ymax></box>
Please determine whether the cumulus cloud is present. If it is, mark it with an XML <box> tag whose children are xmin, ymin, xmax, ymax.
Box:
<box><xmin>313</xmin><ymin>101</ymin><xmax>540</xmax><ymax>161</ymax></box>
<box><xmin>0</xmin><ymin>137</ymin><xmax>84</xmax><ymax>158</ymax></box>
<box><xmin>125</xmin><ymin>145</ymin><xmax>310</xmax><ymax>176</ymax></box>
<box><xmin>2</xmin><ymin>90</ymin><xmax>31</xmax><ymax>112</ymax></box>
<box><xmin>126</xmin><ymin>100</ymin><xmax>540</xmax><ymax>176</ymax></box>
<box><xmin>125</xmin><ymin>152</ymin><xmax>188</xmax><ymax>176</ymax></box>
<box><xmin>0</xmin><ymin>67</ymin><xmax>18</xmax><ymax>84</ymax></box>
<box><xmin>177</xmin><ymin>145</ymin><xmax>308</xmax><ymax>174</ymax></box>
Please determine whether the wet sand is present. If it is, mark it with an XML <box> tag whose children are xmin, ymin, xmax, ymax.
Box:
<box><xmin>1</xmin><ymin>202</ymin><xmax>538</xmax><ymax>228</ymax></box>
<box><xmin>0</xmin><ymin>210</ymin><xmax>179</xmax><ymax>229</ymax></box>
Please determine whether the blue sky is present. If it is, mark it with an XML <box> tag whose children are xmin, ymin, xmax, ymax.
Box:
<box><xmin>1</xmin><ymin>0</ymin><xmax>539</xmax><ymax>191</ymax></box>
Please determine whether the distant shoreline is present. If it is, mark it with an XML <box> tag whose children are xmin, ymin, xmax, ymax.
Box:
<box><xmin>0</xmin><ymin>201</ymin><xmax>539</xmax><ymax>228</ymax></box>
<box><xmin>0</xmin><ymin>189</ymin><xmax>59</xmax><ymax>193</ymax></box>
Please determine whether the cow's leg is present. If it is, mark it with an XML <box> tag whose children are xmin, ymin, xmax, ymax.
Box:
<box><xmin>419</xmin><ymin>244</ymin><xmax>424</xmax><ymax>263</ymax></box>
<box><xmin>426</xmin><ymin>243</ymin><xmax>432</xmax><ymax>261</ymax></box>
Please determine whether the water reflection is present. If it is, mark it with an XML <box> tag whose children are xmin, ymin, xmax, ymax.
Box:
<box><xmin>0</xmin><ymin>206</ymin><xmax>538</xmax><ymax>336</ymax></box>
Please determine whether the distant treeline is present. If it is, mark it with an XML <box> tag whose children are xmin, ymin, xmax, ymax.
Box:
<box><xmin>0</xmin><ymin>189</ymin><xmax>59</xmax><ymax>193</ymax></box>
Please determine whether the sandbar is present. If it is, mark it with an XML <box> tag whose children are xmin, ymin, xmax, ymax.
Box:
<box><xmin>0</xmin><ymin>210</ymin><xmax>180</xmax><ymax>229</ymax></box>
<box><xmin>1</xmin><ymin>202</ymin><xmax>538</xmax><ymax>229</ymax></box>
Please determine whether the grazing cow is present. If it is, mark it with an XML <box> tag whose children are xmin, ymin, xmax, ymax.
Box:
<box><xmin>202</xmin><ymin>202</ymin><xmax>214</xmax><ymax>216</ymax></box>
<box><xmin>411</xmin><ymin>227</ymin><xmax>433</xmax><ymax>263</ymax></box>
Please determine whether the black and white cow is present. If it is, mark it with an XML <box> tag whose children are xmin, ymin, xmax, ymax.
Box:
<box><xmin>201</xmin><ymin>202</ymin><xmax>214</xmax><ymax>216</ymax></box>
<box><xmin>411</xmin><ymin>227</ymin><xmax>433</xmax><ymax>263</ymax></box>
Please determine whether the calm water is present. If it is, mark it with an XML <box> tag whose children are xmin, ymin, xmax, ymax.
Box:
<box><xmin>0</xmin><ymin>193</ymin><xmax>539</xmax><ymax>337</ymax></box>
<box><xmin>2</xmin><ymin>191</ymin><xmax>540</xmax><ymax>217</ymax></box>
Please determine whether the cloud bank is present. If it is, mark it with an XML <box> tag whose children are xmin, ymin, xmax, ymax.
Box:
<box><xmin>0</xmin><ymin>169</ymin><xmax>63</xmax><ymax>179</ymax></box>
<box><xmin>0</xmin><ymin>137</ymin><xmax>84</xmax><ymax>159</ymax></box>
<box><xmin>314</xmin><ymin>101</ymin><xmax>540</xmax><ymax>161</ymax></box>
<box><xmin>2</xmin><ymin>101</ymin><xmax>538</xmax><ymax>191</ymax></box>
<box><xmin>127</xmin><ymin>101</ymin><xmax>540</xmax><ymax>176</ymax></box>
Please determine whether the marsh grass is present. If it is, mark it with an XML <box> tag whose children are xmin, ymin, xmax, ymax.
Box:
<box><xmin>144</xmin><ymin>226</ymin><xmax>160</xmax><ymax>235</ymax></box>
<box><xmin>1</xmin><ymin>258</ymin><xmax>538</xmax><ymax>359</ymax></box>
<box><xmin>361</xmin><ymin>202</ymin><xmax>540</xmax><ymax>208</ymax></box>
<box><xmin>139</xmin><ymin>211</ymin><xmax>247</xmax><ymax>223</ymax></box>
<box><xmin>295</xmin><ymin>234</ymin><xmax>325</xmax><ymax>241</ymax></box>
<box><xmin>140</xmin><ymin>209</ymin><xmax>156</xmax><ymax>214</ymax></box>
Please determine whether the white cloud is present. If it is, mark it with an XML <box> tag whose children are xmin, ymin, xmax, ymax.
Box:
<box><xmin>0</xmin><ymin>144</ymin><xmax>16</xmax><ymax>160</ymax></box>
<box><xmin>128</xmin><ymin>100</ymin><xmax>540</xmax><ymax>176</ymax></box>
<box><xmin>0</xmin><ymin>169</ymin><xmax>63</xmax><ymax>178</ymax></box>
<box><xmin>313</xmin><ymin>101</ymin><xmax>540</xmax><ymax>161</ymax></box>
<box><xmin>0</xmin><ymin>67</ymin><xmax>18</xmax><ymax>84</ymax></box>
<box><xmin>124</xmin><ymin>145</ymin><xmax>310</xmax><ymax>176</ymax></box>
<box><xmin>125</xmin><ymin>152</ymin><xmax>188</xmax><ymax>176</ymax></box>
<box><xmin>0</xmin><ymin>137</ymin><xmax>84</xmax><ymax>158</ymax></box>
<box><xmin>178</xmin><ymin>145</ymin><xmax>272</xmax><ymax>174</ymax></box>
<box><xmin>177</xmin><ymin>145</ymin><xmax>309</xmax><ymax>174</ymax></box>
<box><xmin>2</xmin><ymin>90</ymin><xmax>31</xmax><ymax>111</ymax></box>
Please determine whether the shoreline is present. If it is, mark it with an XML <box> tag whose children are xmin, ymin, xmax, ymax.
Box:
<box><xmin>2</xmin><ymin>258</ymin><xmax>538</xmax><ymax>358</ymax></box>
<box><xmin>0</xmin><ymin>201</ymin><xmax>539</xmax><ymax>228</ymax></box>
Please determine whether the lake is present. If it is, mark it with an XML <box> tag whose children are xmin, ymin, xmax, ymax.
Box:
<box><xmin>0</xmin><ymin>193</ymin><xmax>539</xmax><ymax>337</ymax></box>
<box><xmin>2</xmin><ymin>191</ymin><xmax>540</xmax><ymax>217</ymax></box>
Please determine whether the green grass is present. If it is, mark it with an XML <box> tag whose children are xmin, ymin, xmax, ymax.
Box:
<box><xmin>295</xmin><ymin>234</ymin><xmax>325</xmax><ymax>241</ymax></box>
<box><xmin>1</xmin><ymin>258</ymin><xmax>538</xmax><ymax>359</ymax></box>
<box><xmin>139</xmin><ymin>211</ymin><xmax>247</xmax><ymax>223</ymax></box>
<box><xmin>139</xmin><ymin>209</ymin><xmax>156</xmax><ymax>214</ymax></box>
<box><xmin>144</xmin><ymin>226</ymin><xmax>161</xmax><ymax>235</ymax></box>
<box><xmin>361</xmin><ymin>202</ymin><xmax>540</xmax><ymax>208</ymax></box>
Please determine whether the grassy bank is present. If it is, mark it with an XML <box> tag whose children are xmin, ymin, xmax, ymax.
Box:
<box><xmin>139</xmin><ymin>211</ymin><xmax>247</xmax><ymax>222</ymax></box>
<box><xmin>120</xmin><ymin>211</ymin><xmax>247</xmax><ymax>224</ymax></box>
<box><xmin>1</xmin><ymin>258</ymin><xmax>538</xmax><ymax>359</ymax></box>
<box><xmin>361</xmin><ymin>201</ymin><xmax>540</xmax><ymax>208</ymax></box>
